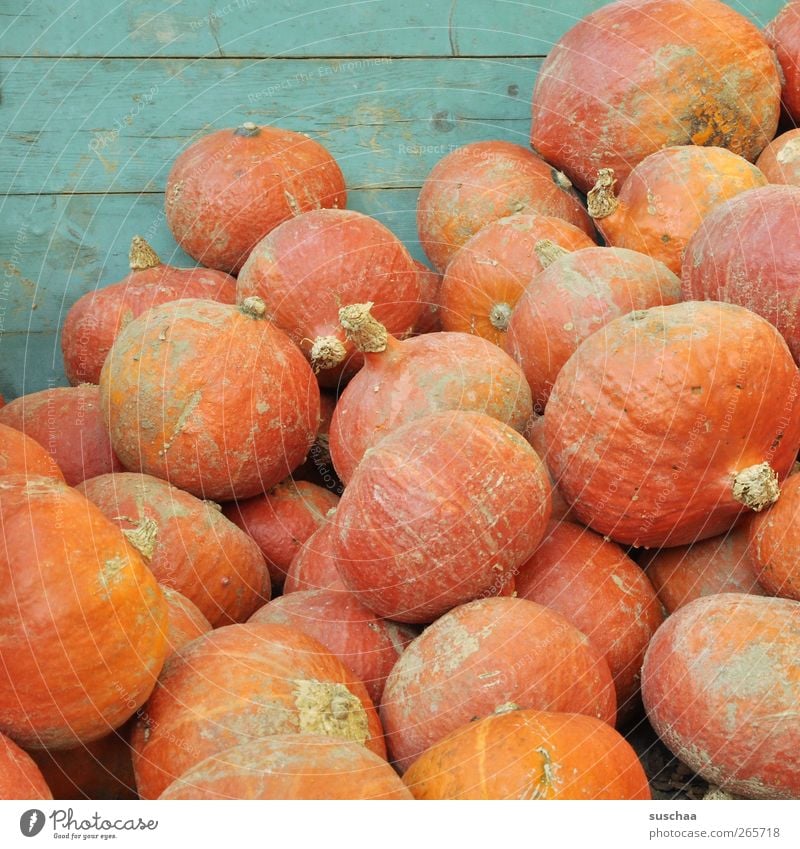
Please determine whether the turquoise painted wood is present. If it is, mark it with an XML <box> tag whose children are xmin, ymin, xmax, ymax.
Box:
<box><xmin>0</xmin><ymin>0</ymin><xmax>789</xmax><ymax>399</ymax></box>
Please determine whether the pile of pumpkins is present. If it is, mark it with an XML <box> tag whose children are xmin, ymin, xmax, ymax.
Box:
<box><xmin>2</xmin><ymin>0</ymin><xmax>800</xmax><ymax>801</ymax></box>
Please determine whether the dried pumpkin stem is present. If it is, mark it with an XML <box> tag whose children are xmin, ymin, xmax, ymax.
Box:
<box><xmin>731</xmin><ymin>462</ymin><xmax>780</xmax><ymax>511</ymax></box>
<box><xmin>489</xmin><ymin>302</ymin><xmax>513</xmax><ymax>331</ymax></box>
<box><xmin>129</xmin><ymin>236</ymin><xmax>161</xmax><ymax>271</ymax></box>
<box><xmin>339</xmin><ymin>302</ymin><xmax>389</xmax><ymax>353</ymax></box>
<box><xmin>587</xmin><ymin>168</ymin><xmax>619</xmax><ymax>219</ymax></box>
<box><xmin>310</xmin><ymin>335</ymin><xmax>347</xmax><ymax>373</ymax></box>
<box><xmin>239</xmin><ymin>296</ymin><xmax>267</xmax><ymax>319</ymax></box>
<box><xmin>534</xmin><ymin>239</ymin><xmax>569</xmax><ymax>270</ymax></box>
<box><xmin>234</xmin><ymin>121</ymin><xmax>260</xmax><ymax>137</ymax></box>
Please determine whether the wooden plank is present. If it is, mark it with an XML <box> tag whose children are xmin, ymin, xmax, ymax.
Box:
<box><xmin>0</xmin><ymin>332</ymin><xmax>65</xmax><ymax>401</ymax></box>
<box><xmin>0</xmin><ymin>0</ymin><xmax>783</xmax><ymax>59</ymax></box>
<box><xmin>1</xmin><ymin>57</ymin><xmax>534</xmax><ymax>194</ymax></box>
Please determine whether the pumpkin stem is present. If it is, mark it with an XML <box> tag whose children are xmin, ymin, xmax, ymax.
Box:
<box><xmin>234</xmin><ymin>121</ymin><xmax>260</xmax><ymax>137</ymax></box>
<box><xmin>339</xmin><ymin>302</ymin><xmax>389</xmax><ymax>353</ymax></box>
<box><xmin>534</xmin><ymin>239</ymin><xmax>569</xmax><ymax>270</ymax></box>
<box><xmin>293</xmin><ymin>679</ymin><xmax>369</xmax><ymax>744</ymax></box>
<box><xmin>489</xmin><ymin>302</ymin><xmax>513</xmax><ymax>331</ymax></box>
<box><xmin>587</xmin><ymin>168</ymin><xmax>619</xmax><ymax>219</ymax></box>
<box><xmin>732</xmin><ymin>462</ymin><xmax>780</xmax><ymax>511</ymax></box>
<box><xmin>310</xmin><ymin>335</ymin><xmax>347</xmax><ymax>373</ymax></box>
<box><xmin>129</xmin><ymin>236</ymin><xmax>161</xmax><ymax>271</ymax></box>
<box><xmin>118</xmin><ymin>516</ymin><xmax>159</xmax><ymax>560</ymax></box>
<box><xmin>239</xmin><ymin>296</ymin><xmax>267</xmax><ymax>319</ymax></box>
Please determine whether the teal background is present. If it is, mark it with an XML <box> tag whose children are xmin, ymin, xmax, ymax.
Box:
<box><xmin>0</xmin><ymin>0</ymin><xmax>786</xmax><ymax>398</ymax></box>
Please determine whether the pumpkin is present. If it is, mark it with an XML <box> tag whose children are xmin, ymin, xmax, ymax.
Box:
<box><xmin>329</xmin><ymin>303</ymin><xmax>533</xmax><ymax>483</ymax></box>
<box><xmin>381</xmin><ymin>597</ymin><xmax>616</xmax><ymax>773</ymax></box>
<box><xmin>249</xmin><ymin>590</ymin><xmax>416</xmax><ymax>703</ymax></box>
<box><xmin>332</xmin><ymin>411</ymin><xmax>552</xmax><ymax>623</ymax></box>
<box><xmin>439</xmin><ymin>214</ymin><xmax>596</xmax><ymax>346</ymax></box>
<box><xmin>100</xmin><ymin>296</ymin><xmax>319</xmax><ymax>501</ymax></box>
<box><xmin>159</xmin><ymin>735</ymin><xmax>411</xmax><ymax>800</ymax></box>
<box><xmin>77</xmin><ymin>472</ymin><xmax>269</xmax><ymax>627</ymax></box>
<box><xmin>681</xmin><ymin>185</ymin><xmax>800</xmax><ymax>361</ymax></box>
<box><xmin>544</xmin><ymin>301</ymin><xmax>800</xmax><ymax>548</ymax></box>
<box><xmin>0</xmin><ymin>422</ymin><xmax>63</xmax><ymax>481</ymax></box>
<box><xmin>506</xmin><ymin>246</ymin><xmax>680</xmax><ymax>411</ymax></box>
<box><xmin>748</xmin><ymin>471</ymin><xmax>800</xmax><ymax>601</ymax></box>
<box><xmin>641</xmin><ymin>523</ymin><xmax>766</xmax><ymax>613</ymax></box>
<box><xmin>283</xmin><ymin>524</ymin><xmax>347</xmax><ymax>594</ymax></box>
<box><xmin>222</xmin><ymin>479</ymin><xmax>339</xmax><ymax>589</ymax></box>
<box><xmin>515</xmin><ymin>521</ymin><xmax>664</xmax><ymax>724</ymax></box>
<box><xmin>766</xmin><ymin>2</ymin><xmax>800</xmax><ymax>124</ymax></box>
<box><xmin>160</xmin><ymin>585</ymin><xmax>213</xmax><ymax>655</ymax></box>
<box><xmin>531</xmin><ymin>0</ymin><xmax>781</xmax><ymax>193</ymax></box>
<box><xmin>165</xmin><ymin>122</ymin><xmax>346</xmax><ymax>274</ymax></box>
<box><xmin>756</xmin><ymin>129</ymin><xmax>800</xmax><ymax>185</ymax></box>
<box><xmin>417</xmin><ymin>140</ymin><xmax>593</xmax><ymax>272</ymax></box>
<box><xmin>524</xmin><ymin>415</ymin><xmax>571</xmax><ymax>522</ymax></box>
<box><xmin>0</xmin><ymin>732</ymin><xmax>52</xmax><ymax>800</ymax></box>
<box><xmin>412</xmin><ymin>260</ymin><xmax>443</xmax><ymax>335</ymax></box>
<box><xmin>0</xmin><ymin>384</ymin><xmax>123</xmax><ymax>486</ymax></box>
<box><xmin>587</xmin><ymin>146</ymin><xmax>766</xmax><ymax>274</ymax></box>
<box><xmin>61</xmin><ymin>236</ymin><xmax>237</xmax><ymax>386</ymax></box>
<box><xmin>236</xmin><ymin>209</ymin><xmax>421</xmax><ymax>386</ymax></box>
<box><xmin>642</xmin><ymin>594</ymin><xmax>800</xmax><ymax>798</ymax></box>
<box><xmin>0</xmin><ymin>475</ymin><xmax>167</xmax><ymax>749</ymax></box>
<box><xmin>403</xmin><ymin>708</ymin><xmax>650</xmax><ymax>800</ymax></box>
<box><xmin>130</xmin><ymin>622</ymin><xmax>384</xmax><ymax>799</ymax></box>
<box><xmin>291</xmin><ymin>390</ymin><xmax>341</xmax><ymax>493</ymax></box>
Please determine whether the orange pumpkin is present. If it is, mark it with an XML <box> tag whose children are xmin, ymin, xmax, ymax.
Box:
<box><xmin>283</xmin><ymin>524</ymin><xmax>347</xmax><ymax>594</ymax></box>
<box><xmin>165</xmin><ymin>122</ymin><xmax>346</xmax><ymax>274</ymax></box>
<box><xmin>756</xmin><ymin>129</ymin><xmax>800</xmax><ymax>185</ymax></box>
<box><xmin>544</xmin><ymin>302</ymin><xmax>800</xmax><ymax>548</ymax></box>
<box><xmin>100</xmin><ymin>297</ymin><xmax>319</xmax><ymax>501</ymax></box>
<box><xmin>404</xmin><ymin>709</ymin><xmax>650</xmax><ymax>800</ymax></box>
<box><xmin>159</xmin><ymin>585</ymin><xmax>213</xmax><ymax>656</ymax></box>
<box><xmin>524</xmin><ymin>415</ymin><xmax>571</xmax><ymax>522</ymax></box>
<box><xmin>0</xmin><ymin>422</ymin><xmax>63</xmax><ymax>481</ymax></box>
<box><xmin>0</xmin><ymin>732</ymin><xmax>52</xmax><ymax>800</ymax></box>
<box><xmin>412</xmin><ymin>260</ymin><xmax>443</xmax><ymax>335</ymax></box>
<box><xmin>766</xmin><ymin>1</ymin><xmax>800</xmax><ymax>124</ymax></box>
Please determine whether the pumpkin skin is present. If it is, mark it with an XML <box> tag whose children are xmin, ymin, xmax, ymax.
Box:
<box><xmin>642</xmin><ymin>523</ymin><xmax>766</xmax><ymax>613</ymax></box>
<box><xmin>61</xmin><ymin>236</ymin><xmax>237</xmax><ymax>385</ymax></box>
<box><xmin>403</xmin><ymin>709</ymin><xmax>650</xmax><ymax>800</ymax></box>
<box><xmin>381</xmin><ymin>597</ymin><xmax>616</xmax><ymax>773</ymax></box>
<box><xmin>0</xmin><ymin>422</ymin><xmax>63</xmax><ymax>481</ymax></box>
<box><xmin>544</xmin><ymin>301</ymin><xmax>800</xmax><ymax>548</ymax></box>
<box><xmin>160</xmin><ymin>585</ymin><xmax>213</xmax><ymax>655</ymax></box>
<box><xmin>642</xmin><ymin>594</ymin><xmax>800</xmax><ymax>798</ymax></box>
<box><xmin>0</xmin><ymin>732</ymin><xmax>52</xmax><ymax>800</ymax></box>
<box><xmin>417</xmin><ymin>141</ymin><xmax>593</xmax><ymax>272</ymax></box>
<box><xmin>329</xmin><ymin>304</ymin><xmax>534</xmax><ymax>483</ymax></box>
<box><xmin>681</xmin><ymin>185</ymin><xmax>800</xmax><ymax>362</ymax></box>
<box><xmin>756</xmin><ymin>129</ymin><xmax>800</xmax><ymax>185</ymax></box>
<box><xmin>236</xmin><ymin>209</ymin><xmax>421</xmax><ymax>386</ymax></box>
<box><xmin>333</xmin><ymin>411</ymin><xmax>552</xmax><ymax>623</ymax></box>
<box><xmin>0</xmin><ymin>384</ymin><xmax>123</xmax><ymax>486</ymax></box>
<box><xmin>249</xmin><ymin>590</ymin><xmax>416</xmax><ymax>704</ymax></box>
<box><xmin>412</xmin><ymin>260</ymin><xmax>443</xmax><ymax>335</ymax></box>
<box><xmin>130</xmin><ymin>622</ymin><xmax>385</xmax><ymax>799</ymax></box>
<box><xmin>159</xmin><ymin>735</ymin><xmax>411</xmax><ymax>800</ymax></box>
<box><xmin>222</xmin><ymin>480</ymin><xmax>339</xmax><ymax>589</ymax></box>
<box><xmin>506</xmin><ymin>246</ymin><xmax>681</xmax><ymax>411</ymax></box>
<box><xmin>77</xmin><ymin>473</ymin><xmax>269</xmax><ymax>627</ymax></box>
<box><xmin>440</xmin><ymin>214</ymin><xmax>595</xmax><ymax>347</ymax></box>
<box><xmin>766</xmin><ymin>2</ymin><xmax>800</xmax><ymax>124</ymax></box>
<box><xmin>0</xmin><ymin>475</ymin><xmax>168</xmax><ymax>749</ymax></box>
<box><xmin>100</xmin><ymin>297</ymin><xmax>320</xmax><ymax>501</ymax></box>
<box><xmin>587</xmin><ymin>146</ymin><xmax>767</xmax><ymax>274</ymax></box>
<box><xmin>524</xmin><ymin>414</ymin><xmax>571</xmax><ymax>522</ymax></box>
<box><xmin>165</xmin><ymin>122</ymin><xmax>346</xmax><ymax>274</ymax></box>
<box><xmin>531</xmin><ymin>0</ymin><xmax>781</xmax><ymax>193</ymax></box>
<box><xmin>284</xmin><ymin>524</ymin><xmax>347</xmax><ymax>594</ymax></box>
<box><xmin>515</xmin><ymin>521</ymin><xmax>664</xmax><ymax>724</ymax></box>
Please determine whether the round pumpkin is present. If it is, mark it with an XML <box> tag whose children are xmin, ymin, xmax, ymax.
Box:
<box><xmin>531</xmin><ymin>0</ymin><xmax>781</xmax><ymax>193</ymax></box>
<box><xmin>100</xmin><ymin>297</ymin><xmax>320</xmax><ymax>501</ymax></box>
<box><xmin>284</xmin><ymin>524</ymin><xmax>347</xmax><ymax>594</ymax></box>
<box><xmin>249</xmin><ymin>590</ymin><xmax>416</xmax><ymax>703</ymax></box>
<box><xmin>439</xmin><ymin>213</ymin><xmax>595</xmax><ymax>346</ymax></box>
<box><xmin>417</xmin><ymin>140</ymin><xmax>593</xmax><ymax>272</ymax></box>
<box><xmin>642</xmin><ymin>594</ymin><xmax>800</xmax><ymax>798</ymax></box>
<box><xmin>381</xmin><ymin>597</ymin><xmax>616</xmax><ymax>773</ymax></box>
<box><xmin>412</xmin><ymin>260</ymin><xmax>443</xmax><ymax>335</ymax></box>
<box><xmin>403</xmin><ymin>708</ymin><xmax>650</xmax><ymax>800</ymax></box>
<box><xmin>0</xmin><ymin>732</ymin><xmax>52</xmax><ymax>800</ymax></box>
<box><xmin>329</xmin><ymin>303</ymin><xmax>533</xmax><ymax>483</ymax></box>
<box><xmin>756</xmin><ymin>129</ymin><xmax>800</xmax><ymax>185</ymax></box>
<box><xmin>766</xmin><ymin>2</ymin><xmax>800</xmax><ymax>124</ymax></box>
<box><xmin>77</xmin><ymin>472</ymin><xmax>269</xmax><ymax>627</ymax></box>
<box><xmin>0</xmin><ymin>475</ymin><xmax>168</xmax><ymax>749</ymax></box>
<box><xmin>130</xmin><ymin>622</ymin><xmax>385</xmax><ymax>799</ymax></box>
<box><xmin>587</xmin><ymin>146</ymin><xmax>767</xmax><ymax>274</ymax></box>
<box><xmin>0</xmin><ymin>422</ymin><xmax>63</xmax><ymax>481</ymax></box>
<box><xmin>544</xmin><ymin>301</ymin><xmax>800</xmax><ymax>548</ymax></box>
<box><xmin>236</xmin><ymin>208</ymin><xmax>421</xmax><ymax>386</ymax></box>
<box><xmin>332</xmin><ymin>411</ymin><xmax>552</xmax><ymax>623</ymax></box>
<box><xmin>0</xmin><ymin>384</ymin><xmax>123</xmax><ymax>486</ymax></box>
<box><xmin>61</xmin><ymin>236</ymin><xmax>237</xmax><ymax>385</ymax></box>
<box><xmin>681</xmin><ymin>185</ymin><xmax>800</xmax><ymax>361</ymax></box>
<box><xmin>223</xmin><ymin>479</ymin><xmax>339</xmax><ymax>589</ymax></box>
<box><xmin>506</xmin><ymin>246</ymin><xmax>681</xmax><ymax>411</ymax></box>
<box><xmin>159</xmin><ymin>585</ymin><xmax>213</xmax><ymax>656</ymax></box>
<box><xmin>165</xmin><ymin>122</ymin><xmax>346</xmax><ymax>274</ymax></box>
<box><xmin>159</xmin><ymin>735</ymin><xmax>411</xmax><ymax>800</ymax></box>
